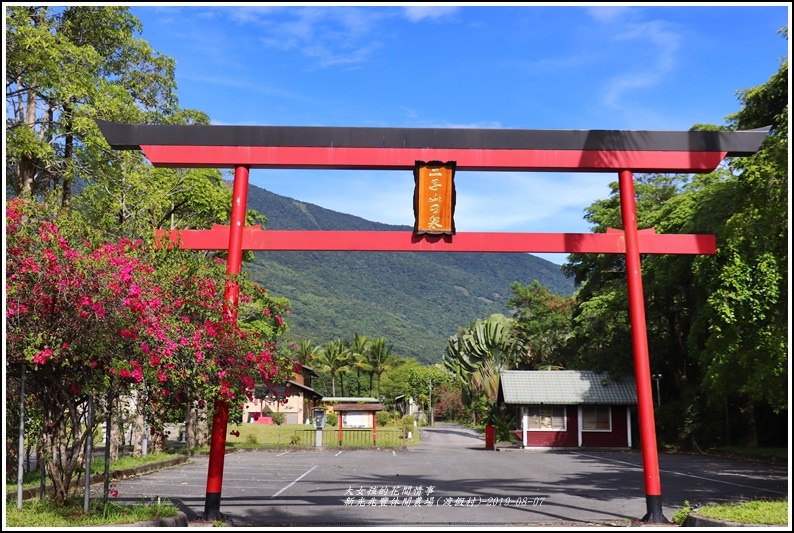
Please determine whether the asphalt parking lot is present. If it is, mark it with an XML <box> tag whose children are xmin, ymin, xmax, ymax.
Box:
<box><xmin>110</xmin><ymin>423</ymin><xmax>789</xmax><ymax>527</ymax></box>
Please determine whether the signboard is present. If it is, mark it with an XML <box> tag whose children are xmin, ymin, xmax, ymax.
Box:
<box><xmin>413</xmin><ymin>161</ymin><xmax>456</xmax><ymax>235</ymax></box>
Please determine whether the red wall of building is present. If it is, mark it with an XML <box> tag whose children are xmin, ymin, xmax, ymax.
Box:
<box><xmin>516</xmin><ymin>405</ymin><xmax>631</xmax><ymax>448</ymax></box>
<box><xmin>581</xmin><ymin>405</ymin><xmax>630</xmax><ymax>448</ymax></box>
<box><xmin>520</xmin><ymin>407</ymin><xmax>579</xmax><ymax>447</ymax></box>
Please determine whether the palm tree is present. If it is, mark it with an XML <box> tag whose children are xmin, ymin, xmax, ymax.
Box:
<box><xmin>295</xmin><ymin>339</ymin><xmax>321</xmax><ymax>368</ymax></box>
<box><xmin>349</xmin><ymin>334</ymin><xmax>373</xmax><ymax>396</ymax></box>
<box><xmin>368</xmin><ymin>337</ymin><xmax>400</xmax><ymax>397</ymax></box>
<box><xmin>314</xmin><ymin>339</ymin><xmax>350</xmax><ymax>397</ymax></box>
<box><xmin>443</xmin><ymin>313</ymin><xmax>526</xmax><ymax>423</ymax></box>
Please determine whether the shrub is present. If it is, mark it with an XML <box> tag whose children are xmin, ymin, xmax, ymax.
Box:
<box><xmin>326</xmin><ymin>412</ymin><xmax>338</xmax><ymax>426</ymax></box>
<box><xmin>376</xmin><ymin>411</ymin><xmax>391</xmax><ymax>426</ymax></box>
<box><xmin>401</xmin><ymin>414</ymin><xmax>415</xmax><ymax>427</ymax></box>
<box><xmin>270</xmin><ymin>412</ymin><xmax>285</xmax><ymax>425</ymax></box>
<box><xmin>290</xmin><ymin>435</ymin><xmax>301</xmax><ymax>445</ymax></box>
<box><xmin>672</xmin><ymin>500</ymin><xmax>693</xmax><ymax>525</ymax></box>
<box><xmin>244</xmin><ymin>434</ymin><xmax>259</xmax><ymax>445</ymax></box>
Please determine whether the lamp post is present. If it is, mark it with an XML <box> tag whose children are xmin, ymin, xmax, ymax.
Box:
<box><xmin>652</xmin><ymin>374</ymin><xmax>663</xmax><ymax>406</ymax></box>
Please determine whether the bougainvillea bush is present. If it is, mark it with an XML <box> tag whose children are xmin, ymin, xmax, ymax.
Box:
<box><xmin>6</xmin><ymin>196</ymin><xmax>300</xmax><ymax>504</ymax></box>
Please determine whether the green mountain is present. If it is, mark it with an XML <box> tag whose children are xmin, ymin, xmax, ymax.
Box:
<box><xmin>244</xmin><ymin>185</ymin><xmax>576</xmax><ymax>364</ymax></box>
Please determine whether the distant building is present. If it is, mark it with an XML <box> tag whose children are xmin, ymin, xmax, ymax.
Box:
<box><xmin>242</xmin><ymin>365</ymin><xmax>323</xmax><ymax>425</ymax></box>
<box><xmin>393</xmin><ymin>394</ymin><xmax>419</xmax><ymax>418</ymax></box>
<box><xmin>497</xmin><ymin>370</ymin><xmax>637</xmax><ymax>449</ymax></box>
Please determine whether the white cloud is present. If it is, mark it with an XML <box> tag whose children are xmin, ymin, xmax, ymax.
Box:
<box><xmin>247</xmin><ymin>7</ymin><xmax>390</xmax><ymax>68</ymax></box>
<box><xmin>601</xmin><ymin>20</ymin><xmax>681</xmax><ymax>108</ymax></box>
<box><xmin>402</xmin><ymin>6</ymin><xmax>460</xmax><ymax>22</ymax></box>
<box><xmin>584</xmin><ymin>6</ymin><xmax>635</xmax><ymax>24</ymax></box>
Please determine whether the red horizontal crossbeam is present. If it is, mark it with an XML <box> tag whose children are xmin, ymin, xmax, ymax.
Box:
<box><xmin>140</xmin><ymin>145</ymin><xmax>729</xmax><ymax>173</ymax></box>
<box><xmin>155</xmin><ymin>227</ymin><xmax>716</xmax><ymax>255</ymax></box>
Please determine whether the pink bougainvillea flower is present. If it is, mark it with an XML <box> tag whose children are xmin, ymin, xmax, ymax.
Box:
<box><xmin>33</xmin><ymin>349</ymin><xmax>54</xmax><ymax>365</ymax></box>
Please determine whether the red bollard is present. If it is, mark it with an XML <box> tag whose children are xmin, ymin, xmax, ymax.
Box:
<box><xmin>485</xmin><ymin>425</ymin><xmax>495</xmax><ymax>450</ymax></box>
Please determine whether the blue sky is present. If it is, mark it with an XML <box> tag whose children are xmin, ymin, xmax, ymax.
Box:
<box><xmin>130</xmin><ymin>3</ymin><xmax>790</xmax><ymax>264</ymax></box>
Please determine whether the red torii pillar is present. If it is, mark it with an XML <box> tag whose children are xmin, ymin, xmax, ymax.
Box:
<box><xmin>96</xmin><ymin>120</ymin><xmax>768</xmax><ymax>523</ymax></box>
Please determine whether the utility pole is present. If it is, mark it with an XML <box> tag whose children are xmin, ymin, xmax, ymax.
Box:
<box><xmin>429</xmin><ymin>378</ymin><xmax>433</xmax><ymax>426</ymax></box>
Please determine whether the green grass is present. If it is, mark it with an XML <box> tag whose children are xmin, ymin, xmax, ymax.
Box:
<box><xmin>5</xmin><ymin>496</ymin><xmax>178</xmax><ymax>527</ymax></box>
<box><xmin>672</xmin><ymin>499</ymin><xmax>788</xmax><ymax>526</ymax></box>
<box><xmin>5</xmin><ymin>451</ymin><xmax>184</xmax><ymax>492</ymax></box>
<box><xmin>698</xmin><ymin>499</ymin><xmax>788</xmax><ymax>525</ymax></box>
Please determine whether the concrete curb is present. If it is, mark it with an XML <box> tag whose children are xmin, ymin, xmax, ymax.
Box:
<box><xmin>683</xmin><ymin>513</ymin><xmax>779</xmax><ymax>527</ymax></box>
<box><xmin>111</xmin><ymin>511</ymin><xmax>189</xmax><ymax>528</ymax></box>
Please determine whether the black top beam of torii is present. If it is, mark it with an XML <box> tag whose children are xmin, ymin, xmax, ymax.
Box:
<box><xmin>96</xmin><ymin>120</ymin><xmax>770</xmax><ymax>172</ymax></box>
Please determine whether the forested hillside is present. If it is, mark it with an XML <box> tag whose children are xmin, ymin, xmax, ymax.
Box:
<box><xmin>244</xmin><ymin>185</ymin><xmax>576</xmax><ymax>363</ymax></box>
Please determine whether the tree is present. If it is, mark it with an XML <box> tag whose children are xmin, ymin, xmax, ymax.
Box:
<box><xmin>507</xmin><ymin>280</ymin><xmax>575</xmax><ymax>368</ymax></box>
<box><xmin>561</xmin><ymin>173</ymin><xmax>693</xmax><ymax>378</ymax></box>
<box><xmin>349</xmin><ymin>334</ymin><xmax>373</xmax><ymax>396</ymax></box>
<box><xmin>6</xmin><ymin>6</ymin><xmax>178</xmax><ymax>205</ymax></box>
<box><xmin>294</xmin><ymin>340</ymin><xmax>321</xmax><ymax>365</ymax></box>
<box><xmin>556</xmin><ymin>28</ymin><xmax>788</xmax><ymax>448</ymax></box>
<box><xmin>5</xmin><ymin>196</ymin><xmax>297</xmax><ymax>503</ymax></box>
<box><xmin>378</xmin><ymin>357</ymin><xmax>424</xmax><ymax>401</ymax></box>
<box><xmin>443</xmin><ymin>313</ymin><xmax>526</xmax><ymax>423</ymax></box>
<box><xmin>367</xmin><ymin>337</ymin><xmax>400</xmax><ymax>397</ymax></box>
<box><xmin>689</xmin><ymin>32</ymin><xmax>788</xmax><ymax>443</ymax></box>
<box><xmin>5</xmin><ymin>6</ymin><xmax>304</xmax><ymax>508</ymax></box>
<box><xmin>312</xmin><ymin>340</ymin><xmax>350</xmax><ymax>397</ymax></box>
<box><xmin>431</xmin><ymin>383</ymin><xmax>468</xmax><ymax>422</ymax></box>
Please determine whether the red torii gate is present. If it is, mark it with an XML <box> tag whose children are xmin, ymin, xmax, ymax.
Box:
<box><xmin>96</xmin><ymin>120</ymin><xmax>768</xmax><ymax>523</ymax></box>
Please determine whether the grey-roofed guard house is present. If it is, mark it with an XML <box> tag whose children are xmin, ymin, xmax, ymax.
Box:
<box><xmin>497</xmin><ymin>370</ymin><xmax>638</xmax><ymax>449</ymax></box>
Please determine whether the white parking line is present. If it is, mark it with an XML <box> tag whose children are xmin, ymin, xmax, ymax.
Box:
<box><xmin>271</xmin><ymin>465</ymin><xmax>318</xmax><ymax>498</ymax></box>
<box><xmin>335</xmin><ymin>451</ymin><xmax>343</xmax><ymax>456</ymax></box>
<box><xmin>276</xmin><ymin>451</ymin><xmax>291</xmax><ymax>457</ymax></box>
<box><xmin>573</xmin><ymin>452</ymin><xmax>788</xmax><ymax>496</ymax></box>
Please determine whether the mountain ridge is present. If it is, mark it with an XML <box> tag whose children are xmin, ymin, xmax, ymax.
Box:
<box><xmin>244</xmin><ymin>184</ymin><xmax>576</xmax><ymax>364</ymax></box>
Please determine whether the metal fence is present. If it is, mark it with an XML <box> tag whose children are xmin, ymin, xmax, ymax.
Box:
<box><xmin>290</xmin><ymin>427</ymin><xmax>407</xmax><ymax>448</ymax></box>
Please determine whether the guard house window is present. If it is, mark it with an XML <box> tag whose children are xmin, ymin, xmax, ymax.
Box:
<box><xmin>526</xmin><ymin>406</ymin><xmax>566</xmax><ymax>430</ymax></box>
<box><xmin>582</xmin><ymin>405</ymin><xmax>612</xmax><ymax>431</ymax></box>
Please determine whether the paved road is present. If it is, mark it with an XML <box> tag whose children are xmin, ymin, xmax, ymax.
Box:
<box><xmin>416</xmin><ymin>422</ymin><xmax>486</xmax><ymax>448</ymax></box>
<box><xmin>109</xmin><ymin>423</ymin><xmax>788</xmax><ymax>527</ymax></box>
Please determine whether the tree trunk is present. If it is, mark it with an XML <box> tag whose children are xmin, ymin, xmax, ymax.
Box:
<box><xmin>185</xmin><ymin>403</ymin><xmax>197</xmax><ymax>450</ymax></box>
<box><xmin>149</xmin><ymin>429</ymin><xmax>164</xmax><ymax>453</ymax></box>
<box><xmin>132</xmin><ymin>410</ymin><xmax>144</xmax><ymax>457</ymax></box>
<box><xmin>60</xmin><ymin>104</ymin><xmax>74</xmax><ymax>210</ymax></box>
<box><xmin>40</xmin><ymin>404</ymin><xmax>85</xmax><ymax>505</ymax></box>
<box><xmin>109</xmin><ymin>413</ymin><xmax>120</xmax><ymax>462</ymax></box>
<box><xmin>196</xmin><ymin>403</ymin><xmax>209</xmax><ymax>448</ymax></box>
<box><xmin>16</xmin><ymin>88</ymin><xmax>38</xmax><ymax>196</ymax></box>
<box><xmin>743</xmin><ymin>396</ymin><xmax>758</xmax><ymax>447</ymax></box>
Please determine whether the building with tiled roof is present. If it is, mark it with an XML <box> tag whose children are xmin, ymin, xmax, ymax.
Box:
<box><xmin>497</xmin><ymin>370</ymin><xmax>638</xmax><ymax>449</ymax></box>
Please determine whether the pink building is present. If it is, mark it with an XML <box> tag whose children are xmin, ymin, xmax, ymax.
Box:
<box><xmin>242</xmin><ymin>365</ymin><xmax>323</xmax><ymax>425</ymax></box>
